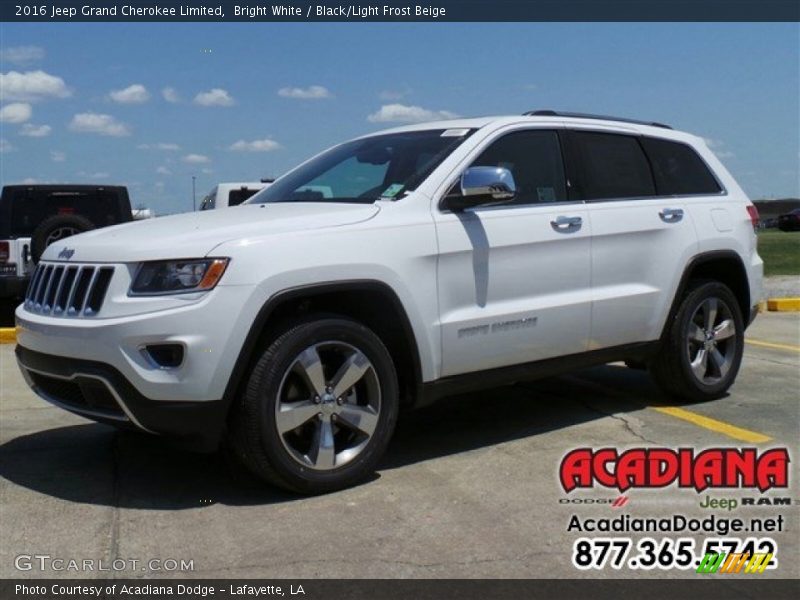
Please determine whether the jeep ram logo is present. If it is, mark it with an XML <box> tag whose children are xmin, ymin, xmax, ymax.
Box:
<box><xmin>57</xmin><ymin>247</ymin><xmax>75</xmax><ymax>260</ymax></box>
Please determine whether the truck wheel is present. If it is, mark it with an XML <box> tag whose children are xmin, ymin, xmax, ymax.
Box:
<box><xmin>31</xmin><ymin>214</ymin><xmax>95</xmax><ymax>263</ymax></box>
<box><xmin>229</xmin><ymin>317</ymin><xmax>399</xmax><ymax>494</ymax></box>
<box><xmin>650</xmin><ymin>280</ymin><xmax>744</xmax><ymax>402</ymax></box>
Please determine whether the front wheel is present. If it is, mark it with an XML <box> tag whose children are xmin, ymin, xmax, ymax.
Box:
<box><xmin>650</xmin><ymin>281</ymin><xmax>744</xmax><ymax>402</ymax></box>
<box><xmin>228</xmin><ymin>317</ymin><xmax>399</xmax><ymax>494</ymax></box>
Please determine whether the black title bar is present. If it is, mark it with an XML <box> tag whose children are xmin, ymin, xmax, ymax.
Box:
<box><xmin>2</xmin><ymin>1</ymin><xmax>799</xmax><ymax>22</ymax></box>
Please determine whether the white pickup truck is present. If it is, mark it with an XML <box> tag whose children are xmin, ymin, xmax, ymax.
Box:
<box><xmin>198</xmin><ymin>181</ymin><xmax>272</xmax><ymax>210</ymax></box>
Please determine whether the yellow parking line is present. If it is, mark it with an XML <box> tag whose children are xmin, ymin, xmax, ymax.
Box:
<box><xmin>652</xmin><ymin>406</ymin><xmax>772</xmax><ymax>444</ymax></box>
<box><xmin>0</xmin><ymin>327</ymin><xmax>16</xmax><ymax>344</ymax></box>
<box><xmin>745</xmin><ymin>338</ymin><xmax>800</xmax><ymax>353</ymax></box>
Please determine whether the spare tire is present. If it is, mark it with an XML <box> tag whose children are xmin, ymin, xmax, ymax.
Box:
<box><xmin>31</xmin><ymin>214</ymin><xmax>95</xmax><ymax>263</ymax></box>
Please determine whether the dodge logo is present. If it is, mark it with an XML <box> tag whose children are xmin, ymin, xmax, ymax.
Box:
<box><xmin>57</xmin><ymin>247</ymin><xmax>75</xmax><ymax>260</ymax></box>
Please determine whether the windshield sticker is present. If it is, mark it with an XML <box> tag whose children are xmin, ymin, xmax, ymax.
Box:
<box><xmin>381</xmin><ymin>183</ymin><xmax>405</xmax><ymax>198</ymax></box>
<box><xmin>441</xmin><ymin>128</ymin><xmax>470</xmax><ymax>137</ymax></box>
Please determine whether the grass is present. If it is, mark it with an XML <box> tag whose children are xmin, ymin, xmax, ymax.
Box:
<box><xmin>758</xmin><ymin>230</ymin><xmax>800</xmax><ymax>276</ymax></box>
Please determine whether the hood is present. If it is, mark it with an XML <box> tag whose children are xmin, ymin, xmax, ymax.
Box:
<box><xmin>40</xmin><ymin>202</ymin><xmax>380</xmax><ymax>263</ymax></box>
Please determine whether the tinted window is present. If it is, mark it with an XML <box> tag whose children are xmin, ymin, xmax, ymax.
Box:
<box><xmin>9</xmin><ymin>190</ymin><xmax>120</xmax><ymax>236</ymax></box>
<box><xmin>640</xmin><ymin>137</ymin><xmax>721</xmax><ymax>196</ymax></box>
<box><xmin>573</xmin><ymin>132</ymin><xmax>655</xmax><ymax>200</ymax></box>
<box><xmin>228</xmin><ymin>188</ymin><xmax>261</xmax><ymax>206</ymax></box>
<box><xmin>466</xmin><ymin>130</ymin><xmax>567</xmax><ymax>205</ymax></box>
<box><xmin>199</xmin><ymin>187</ymin><xmax>217</xmax><ymax>211</ymax></box>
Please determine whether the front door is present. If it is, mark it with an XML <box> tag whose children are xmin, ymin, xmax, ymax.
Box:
<box><xmin>433</xmin><ymin>129</ymin><xmax>592</xmax><ymax>377</ymax></box>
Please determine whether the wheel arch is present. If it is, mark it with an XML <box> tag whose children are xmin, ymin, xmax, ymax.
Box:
<box><xmin>662</xmin><ymin>250</ymin><xmax>751</xmax><ymax>340</ymax></box>
<box><xmin>222</xmin><ymin>280</ymin><xmax>424</xmax><ymax>414</ymax></box>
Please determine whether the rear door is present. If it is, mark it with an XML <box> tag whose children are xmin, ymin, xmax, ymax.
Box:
<box><xmin>434</xmin><ymin>127</ymin><xmax>592</xmax><ymax>376</ymax></box>
<box><xmin>567</xmin><ymin>129</ymin><xmax>700</xmax><ymax>348</ymax></box>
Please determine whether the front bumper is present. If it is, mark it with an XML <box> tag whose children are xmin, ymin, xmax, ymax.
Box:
<box><xmin>748</xmin><ymin>304</ymin><xmax>760</xmax><ymax>327</ymax></box>
<box><xmin>16</xmin><ymin>345</ymin><xmax>227</xmax><ymax>450</ymax></box>
<box><xmin>14</xmin><ymin>284</ymin><xmax>256</xmax><ymax>402</ymax></box>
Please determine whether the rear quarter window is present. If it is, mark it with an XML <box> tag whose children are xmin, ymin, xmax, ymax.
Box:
<box><xmin>640</xmin><ymin>137</ymin><xmax>722</xmax><ymax>196</ymax></box>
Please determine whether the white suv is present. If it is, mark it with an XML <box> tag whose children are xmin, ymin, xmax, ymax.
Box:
<box><xmin>15</xmin><ymin>111</ymin><xmax>763</xmax><ymax>493</ymax></box>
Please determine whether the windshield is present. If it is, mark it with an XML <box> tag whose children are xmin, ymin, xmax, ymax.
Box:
<box><xmin>199</xmin><ymin>187</ymin><xmax>217</xmax><ymax>211</ymax></box>
<box><xmin>247</xmin><ymin>129</ymin><xmax>474</xmax><ymax>204</ymax></box>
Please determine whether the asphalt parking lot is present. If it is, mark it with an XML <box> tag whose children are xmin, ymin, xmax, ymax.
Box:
<box><xmin>0</xmin><ymin>312</ymin><xmax>798</xmax><ymax>579</ymax></box>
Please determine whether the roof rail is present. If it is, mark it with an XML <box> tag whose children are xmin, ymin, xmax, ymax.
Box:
<box><xmin>523</xmin><ymin>109</ymin><xmax>672</xmax><ymax>130</ymax></box>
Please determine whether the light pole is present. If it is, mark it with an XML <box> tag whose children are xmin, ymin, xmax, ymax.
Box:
<box><xmin>192</xmin><ymin>175</ymin><xmax>196</xmax><ymax>212</ymax></box>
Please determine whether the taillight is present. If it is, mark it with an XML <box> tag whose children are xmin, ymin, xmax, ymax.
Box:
<box><xmin>0</xmin><ymin>242</ymin><xmax>9</xmax><ymax>263</ymax></box>
<box><xmin>746</xmin><ymin>205</ymin><xmax>760</xmax><ymax>231</ymax></box>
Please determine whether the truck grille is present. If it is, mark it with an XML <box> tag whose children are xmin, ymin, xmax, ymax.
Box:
<box><xmin>24</xmin><ymin>263</ymin><xmax>115</xmax><ymax>317</ymax></box>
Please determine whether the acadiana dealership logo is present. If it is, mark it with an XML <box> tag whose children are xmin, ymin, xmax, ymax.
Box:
<box><xmin>559</xmin><ymin>447</ymin><xmax>789</xmax><ymax>493</ymax></box>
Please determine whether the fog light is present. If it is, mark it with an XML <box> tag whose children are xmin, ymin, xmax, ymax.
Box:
<box><xmin>143</xmin><ymin>344</ymin><xmax>185</xmax><ymax>369</ymax></box>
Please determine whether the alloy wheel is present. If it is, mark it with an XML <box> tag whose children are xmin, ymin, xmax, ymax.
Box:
<box><xmin>685</xmin><ymin>297</ymin><xmax>737</xmax><ymax>385</ymax></box>
<box><xmin>274</xmin><ymin>341</ymin><xmax>381</xmax><ymax>471</ymax></box>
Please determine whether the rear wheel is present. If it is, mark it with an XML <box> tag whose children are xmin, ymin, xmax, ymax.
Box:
<box><xmin>228</xmin><ymin>317</ymin><xmax>399</xmax><ymax>494</ymax></box>
<box><xmin>650</xmin><ymin>280</ymin><xmax>744</xmax><ymax>402</ymax></box>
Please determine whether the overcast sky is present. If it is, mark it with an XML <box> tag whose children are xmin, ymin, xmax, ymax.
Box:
<box><xmin>1</xmin><ymin>22</ymin><xmax>798</xmax><ymax>214</ymax></box>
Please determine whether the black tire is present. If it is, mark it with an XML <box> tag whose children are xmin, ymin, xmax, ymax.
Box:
<box><xmin>228</xmin><ymin>316</ymin><xmax>399</xmax><ymax>494</ymax></box>
<box><xmin>650</xmin><ymin>280</ymin><xmax>744</xmax><ymax>402</ymax></box>
<box><xmin>31</xmin><ymin>214</ymin><xmax>95</xmax><ymax>263</ymax></box>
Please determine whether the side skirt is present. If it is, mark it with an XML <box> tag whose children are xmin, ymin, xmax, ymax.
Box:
<box><xmin>417</xmin><ymin>341</ymin><xmax>660</xmax><ymax>407</ymax></box>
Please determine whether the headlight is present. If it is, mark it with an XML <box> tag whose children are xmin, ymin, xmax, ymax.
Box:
<box><xmin>130</xmin><ymin>258</ymin><xmax>229</xmax><ymax>295</ymax></box>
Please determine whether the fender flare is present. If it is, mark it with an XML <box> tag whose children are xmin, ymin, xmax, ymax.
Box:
<box><xmin>221</xmin><ymin>279</ymin><xmax>424</xmax><ymax>408</ymax></box>
<box><xmin>660</xmin><ymin>249</ymin><xmax>749</xmax><ymax>340</ymax></box>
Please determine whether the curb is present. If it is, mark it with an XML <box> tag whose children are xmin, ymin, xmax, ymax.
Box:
<box><xmin>0</xmin><ymin>327</ymin><xmax>16</xmax><ymax>344</ymax></box>
<box><xmin>766</xmin><ymin>297</ymin><xmax>800</xmax><ymax>312</ymax></box>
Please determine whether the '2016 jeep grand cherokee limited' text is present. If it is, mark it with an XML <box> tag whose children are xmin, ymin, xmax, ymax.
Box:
<box><xmin>15</xmin><ymin>111</ymin><xmax>763</xmax><ymax>493</ymax></box>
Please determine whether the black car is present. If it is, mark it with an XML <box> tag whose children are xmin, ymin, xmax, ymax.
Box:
<box><xmin>777</xmin><ymin>208</ymin><xmax>800</xmax><ymax>231</ymax></box>
<box><xmin>0</xmin><ymin>184</ymin><xmax>133</xmax><ymax>300</ymax></box>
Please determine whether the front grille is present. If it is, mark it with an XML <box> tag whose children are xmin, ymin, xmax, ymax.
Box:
<box><xmin>24</xmin><ymin>263</ymin><xmax>114</xmax><ymax>317</ymax></box>
<box><xmin>28</xmin><ymin>371</ymin><xmax>125</xmax><ymax>419</ymax></box>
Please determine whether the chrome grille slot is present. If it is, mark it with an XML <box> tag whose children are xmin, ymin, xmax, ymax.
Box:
<box><xmin>69</xmin><ymin>268</ymin><xmax>95</xmax><ymax>314</ymax></box>
<box><xmin>43</xmin><ymin>266</ymin><xmax>64</xmax><ymax>312</ymax></box>
<box><xmin>34</xmin><ymin>265</ymin><xmax>53</xmax><ymax>308</ymax></box>
<box><xmin>55</xmin><ymin>267</ymin><xmax>78</xmax><ymax>314</ymax></box>
<box><xmin>25</xmin><ymin>265</ymin><xmax>44</xmax><ymax>299</ymax></box>
<box><xmin>24</xmin><ymin>262</ymin><xmax>115</xmax><ymax>317</ymax></box>
<box><xmin>85</xmin><ymin>267</ymin><xmax>114</xmax><ymax>315</ymax></box>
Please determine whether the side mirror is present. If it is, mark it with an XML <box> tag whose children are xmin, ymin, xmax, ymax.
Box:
<box><xmin>443</xmin><ymin>166</ymin><xmax>516</xmax><ymax>212</ymax></box>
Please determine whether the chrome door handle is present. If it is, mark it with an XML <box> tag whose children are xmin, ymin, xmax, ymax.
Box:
<box><xmin>659</xmin><ymin>208</ymin><xmax>684</xmax><ymax>223</ymax></box>
<box><xmin>551</xmin><ymin>215</ymin><xmax>582</xmax><ymax>233</ymax></box>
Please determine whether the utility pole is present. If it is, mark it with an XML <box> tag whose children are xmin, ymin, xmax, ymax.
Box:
<box><xmin>192</xmin><ymin>175</ymin><xmax>196</xmax><ymax>212</ymax></box>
